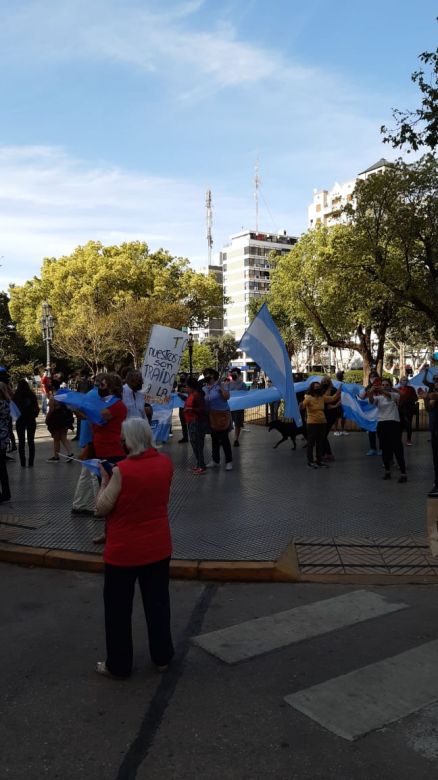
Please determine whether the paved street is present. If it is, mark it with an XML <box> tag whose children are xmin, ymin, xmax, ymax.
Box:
<box><xmin>0</xmin><ymin>415</ymin><xmax>435</xmax><ymax>568</ymax></box>
<box><xmin>2</xmin><ymin>562</ymin><xmax>438</xmax><ymax>779</ymax></box>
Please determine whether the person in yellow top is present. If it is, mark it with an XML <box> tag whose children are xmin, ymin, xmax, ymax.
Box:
<box><xmin>300</xmin><ymin>380</ymin><xmax>341</xmax><ymax>468</ymax></box>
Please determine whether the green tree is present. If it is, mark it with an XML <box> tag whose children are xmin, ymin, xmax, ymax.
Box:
<box><xmin>381</xmin><ymin>32</ymin><xmax>438</xmax><ymax>152</ymax></box>
<box><xmin>268</xmin><ymin>225</ymin><xmax>408</xmax><ymax>382</ymax></box>
<box><xmin>0</xmin><ymin>292</ymin><xmax>40</xmax><ymax>374</ymax></box>
<box><xmin>9</xmin><ymin>241</ymin><xmax>224</xmax><ymax>368</ymax></box>
<box><xmin>205</xmin><ymin>334</ymin><xmax>239</xmax><ymax>374</ymax></box>
<box><xmin>348</xmin><ymin>156</ymin><xmax>438</xmax><ymax>338</ymax></box>
<box><xmin>179</xmin><ymin>342</ymin><xmax>214</xmax><ymax>375</ymax></box>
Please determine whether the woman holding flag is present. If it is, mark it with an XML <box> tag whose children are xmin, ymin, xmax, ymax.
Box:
<box><xmin>367</xmin><ymin>378</ymin><xmax>407</xmax><ymax>483</ymax></box>
<box><xmin>300</xmin><ymin>381</ymin><xmax>341</xmax><ymax>468</ymax></box>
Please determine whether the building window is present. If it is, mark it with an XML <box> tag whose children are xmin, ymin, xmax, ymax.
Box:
<box><xmin>316</xmin><ymin>204</ymin><xmax>321</xmax><ymax>212</ymax></box>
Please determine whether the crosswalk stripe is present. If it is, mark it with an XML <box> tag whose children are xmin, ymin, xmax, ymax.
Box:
<box><xmin>193</xmin><ymin>590</ymin><xmax>407</xmax><ymax>664</ymax></box>
<box><xmin>285</xmin><ymin>639</ymin><xmax>438</xmax><ymax>741</ymax></box>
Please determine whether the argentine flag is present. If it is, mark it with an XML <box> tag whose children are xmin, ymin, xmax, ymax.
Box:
<box><xmin>340</xmin><ymin>391</ymin><xmax>378</xmax><ymax>431</ymax></box>
<box><xmin>239</xmin><ymin>304</ymin><xmax>302</xmax><ymax>425</ymax></box>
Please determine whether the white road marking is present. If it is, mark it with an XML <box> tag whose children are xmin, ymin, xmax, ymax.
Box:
<box><xmin>285</xmin><ymin>639</ymin><xmax>438</xmax><ymax>740</ymax></box>
<box><xmin>193</xmin><ymin>590</ymin><xmax>407</xmax><ymax>664</ymax></box>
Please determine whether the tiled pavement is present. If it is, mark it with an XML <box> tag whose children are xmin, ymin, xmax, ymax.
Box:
<box><xmin>0</xmin><ymin>415</ymin><xmax>437</xmax><ymax>579</ymax></box>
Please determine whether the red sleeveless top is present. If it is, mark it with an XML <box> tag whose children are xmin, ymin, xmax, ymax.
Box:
<box><xmin>104</xmin><ymin>449</ymin><xmax>173</xmax><ymax>567</ymax></box>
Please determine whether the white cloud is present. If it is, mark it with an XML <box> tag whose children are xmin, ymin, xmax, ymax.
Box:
<box><xmin>0</xmin><ymin>0</ymin><xmax>306</xmax><ymax>93</ymax></box>
<box><xmin>0</xmin><ymin>145</ymin><xmax>256</xmax><ymax>288</ymax></box>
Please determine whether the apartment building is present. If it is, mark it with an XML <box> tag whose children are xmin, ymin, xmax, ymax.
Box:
<box><xmin>221</xmin><ymin>230</ymin><xmax>297</xmax><ymax>341</ymax></box>
<box><xmin>308</xmin><ymin>158</ymin><xmax>390</xmax><ymax>228</ymax></box>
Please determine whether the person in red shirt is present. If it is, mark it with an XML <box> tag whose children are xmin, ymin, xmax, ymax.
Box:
<box><xmin>398</xmin><ymin>376</ymin><xmax>418</xmax><ymax>446</ymax></box>
<box><xmin>92</xmin><ymin>373</ymin><xmax>127</xmax><ymax>464</ymax></box>
<box><xmin>184</xmin><ymin>377</ymin><xmax>208</xmax><ymax>474</ymax></box>
<box><xmin>94</xmin><ymin>417</ymin><xmax>174</xmax><ymax>679</ymax></box>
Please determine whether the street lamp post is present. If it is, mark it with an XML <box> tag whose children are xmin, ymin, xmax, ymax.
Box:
<box><xmin>188</xmin><ymin>333</ymin><xmax>194</xmax><ymax>376</ymax></box>
<box><xmin>41</xmin><ymin>301</ymin><xmax>54</xmax><ymax>378</ymax></box>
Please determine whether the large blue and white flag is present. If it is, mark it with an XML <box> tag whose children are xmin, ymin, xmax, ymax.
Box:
<box><xmin>55</xmin><ymin>391</ymin><xmax>119</xmax><ymax>424</ymax></box>
<box><xmin>239</xmin><ymin>304</ymin><xmax>302</xmax><ymax>425</ymax></box>
<box><xmin>340</xmin><ymin>392</ymin><xmax>377</xmax><ymax>432</ymax></box>
<box><xmin>409</xmin><ymin>369</ymin><xmax>430</xmax><ymax>389</ymax></box>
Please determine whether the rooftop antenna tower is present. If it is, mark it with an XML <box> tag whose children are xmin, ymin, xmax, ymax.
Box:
<box><xmin>254</xmin><ymin>158</ymin><xmax>261</xmax><ymax>232</ymax></box>
<box><xmin>206</xmin><ymin>189</ymin><xmax>213</xmax><ymax>266</ymax></box>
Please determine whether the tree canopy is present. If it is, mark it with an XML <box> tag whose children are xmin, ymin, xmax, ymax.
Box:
<box><xmin>348</xmin><ymin>155</ymin><xmax>438</xmax><ymax>337</ymax></box>
<box><xmin>381</xmin><ymin>34</ymin><xmax>438</xmax><ymax>153</ymax></box>
<box><xmin>267</xmin><ymin>224</ymin><xmax>406</xmax><ymax>380</ymax></box>
<box><xmin>9</xmin><ymin>241</ymin><xmax>224</xmax><ymax>371</ymax></box>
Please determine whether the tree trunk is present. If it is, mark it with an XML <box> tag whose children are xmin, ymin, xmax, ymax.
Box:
<box><xmin>361</xmin><ymin>352</ymin><xmax>373</xmax><ymax>386</ymax></box>
<box><xmin>356</xmin><ymin>325</ymin><xmax>374</xmax><ymax>385</ymax></box>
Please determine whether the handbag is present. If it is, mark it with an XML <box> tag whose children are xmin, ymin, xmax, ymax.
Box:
<box><xmin>209</xmin><ymin>410</ymin><xmax>231</xmax><ymax>432</ymax></box>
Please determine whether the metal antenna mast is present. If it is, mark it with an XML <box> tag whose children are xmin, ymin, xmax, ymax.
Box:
<box><xmin>206</xmin><ymin>189</ymin><xmax>213</xmax><ymax>265</ymax></box>
<box><xmin>254</xmin><ymin>158</ymin><xmax>261</xmax><ymax>232</ymax></box>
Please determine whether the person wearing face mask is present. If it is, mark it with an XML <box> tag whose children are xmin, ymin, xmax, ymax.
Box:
<box><xmin>204</xmin><ymin>369</ymin><xmax>233</xmax><ymax>470</ymax></box>
<box><xmin>92</xmin><ymin>373</ymin><xmax>128</xmax><ymax>467</ymax></box>
<box><xmin>94</xmin><ymin>417</ymin><xmax>174</xmax><ymax>679</ymax></box>
<box><xmin>367</xmin><ymin>378</ymin><xmax>407</xmax><ymax>483</ymax></box>
<box><xmin>300</xmin><ymin>381</ymin><xmax>341</xmax><ymax>468</ymax></box>
<box><xmin>398</xmin><ymin>376</ymin><xmax>417</xmax><ymax>447</ymax></box>
<box><xmin>122</xmin><ymin>369</ymin><xmax>147</xmax><ymax>420</ymax></box>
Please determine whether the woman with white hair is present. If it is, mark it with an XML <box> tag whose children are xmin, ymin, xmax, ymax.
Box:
<box><xmin>94</xmin><ymin>417</ymin><xmax>174</xmax><ymax>679</ymax></box>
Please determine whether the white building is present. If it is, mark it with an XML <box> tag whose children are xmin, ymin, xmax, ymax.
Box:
<box><xmin>308</xmin><ymin>158</ymin><xmax>391</xmax><ymax>229</ymax></box>
<box><xmin>192</xmin><ymin>261</ymin><xmax>224</xmax><ymax>343</ymax></box>
<box><xmin>221</xmin><ymin>230</ymin><xmax>297</xmax><ymax>341</ymax></box>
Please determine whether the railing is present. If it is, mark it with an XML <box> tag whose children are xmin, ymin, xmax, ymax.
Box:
<box><xmin>245</xmin><ymin>403</ymin><xmax>431</xmax><ymax>431</ymax></box>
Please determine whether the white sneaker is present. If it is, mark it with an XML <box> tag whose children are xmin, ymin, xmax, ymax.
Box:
<box><xmin>206</xmin><ymin>461</ymin><xmax>218</xmax><ymax>468</ymax></box>
<box><xmin>334</xmin><ymin>432</ymin><xmax>341</xmax><ymax>437</ymax></box>
<box><xmin>342</xmin><ymin>431</ymin><xmax>350</xmax><ymax>436</ymax></box>
<box><xmin>225</xmin><ymin>463</ymin><xmax>233</xmax><ymax>471</ymax></box>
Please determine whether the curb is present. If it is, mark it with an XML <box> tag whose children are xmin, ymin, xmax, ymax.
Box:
<box><xmin>1</xmin><ymin>540</ymin><xmax>438</xmax><ymax>584</ymax></box>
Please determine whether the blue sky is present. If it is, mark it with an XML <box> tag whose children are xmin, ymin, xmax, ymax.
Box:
<box><xmin>0</xmin><ymin>0</ymin><xmax>436</xmax><ymax>287</ymax></box>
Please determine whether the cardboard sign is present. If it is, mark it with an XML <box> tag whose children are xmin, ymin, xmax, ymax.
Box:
<box><xmin>141</xmin><ymin>324</ymin><xmax>188</xmax><ymax>403</ymax></box>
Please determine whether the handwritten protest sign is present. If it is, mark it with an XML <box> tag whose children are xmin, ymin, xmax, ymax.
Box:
<box><xmin>141</xmin><ymin>324</ymin><xmax>188</xmax><ymax>403</ymax></box>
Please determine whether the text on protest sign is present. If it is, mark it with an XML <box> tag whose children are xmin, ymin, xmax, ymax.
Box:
<box><xmin>141</xmin><ymin>324</ymin><xmax>188</xmax><ymax>403</ymax></box>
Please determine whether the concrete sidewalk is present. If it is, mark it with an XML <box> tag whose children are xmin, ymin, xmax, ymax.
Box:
<box><xmin>0</xmin><ymin>415</ymin><xmax>437</xmax><ymax>582</ymax></box>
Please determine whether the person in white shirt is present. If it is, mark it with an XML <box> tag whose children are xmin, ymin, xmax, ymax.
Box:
<box><xmin>368</xmin><ymin>377</ymin><xmax>407</xmax><ymax>483</ymax></box>
<box><xmin>122</xmin><ymin>370</ymin><xmax>146</xmax><ymax>420</ymax></box>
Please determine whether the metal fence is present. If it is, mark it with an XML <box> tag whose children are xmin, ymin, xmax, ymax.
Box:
<box><xmin>245</xmin><ymin>401</ymin><xmax>431</xmax><ymax>431</ymax></box>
